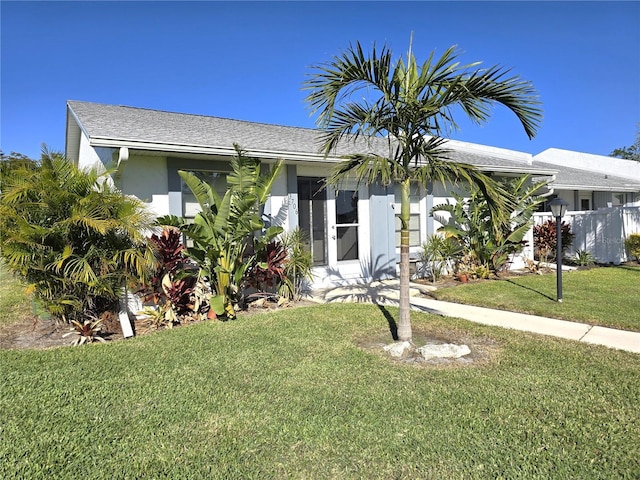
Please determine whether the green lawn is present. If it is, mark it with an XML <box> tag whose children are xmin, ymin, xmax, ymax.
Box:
<box><xmin>0</xmin><ymin>263</ymin><xmax>34</xmax><ymax>327</ymax></box>
<box><xmin>2</xmin><ymin>304</ymin><xmax>640</xmax><ymax>479</ymax></box>
<box><xmin>433</xmin><ymin>266</ymin><xmax>640</xmax><ymax>332</ymax></box>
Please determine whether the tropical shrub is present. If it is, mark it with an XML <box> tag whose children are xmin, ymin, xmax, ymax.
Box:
<box><xmin>246</xmin><ymin>240</ymin><xmax>288</xmax><ymax>294</ymax></box>
<box><xmin>625</xmin><ymin>233</ymin><xmax>640</xmax><ymax>262</ymax></box>
<box><xmin>533</xmin><ymin>220</ymin><xmax>574</xmax><ymax>263</ymax></box>
<box><xmin>62</xmin><ymin>316</ymin><xmax>107</xmax><ymax>346</ymax></box>
<box><xmin>136</xmin><ymin>227</ymin><xmax>209</xmax><ymax>324</ymax></box>
<box><xmin>573</xmin><ymin>249</ymin><xmax>596</xmax><ymax>267</ymax></box>
<box><xmin>0</xmin><ymin>147</ymin><xmax>157</xmax><ymax>323</ymax></box>
<box><xmin>158</xmin><ymin>144</ymin><xmax>283</xmax><ymax>319</ymax></box>
<box><xmin>279</xmin><ymin>228</ymin><xmax>314</xmax><ymax>300</ymax></box>
<box><xmin>624</xmin><ymin>233</ymin><xmax>640</xmax><ymax>262</ymax></box>
<box><xmin>148</xmin><ymin>227</ymin><xmax>189</xmax><ymax>289</ymax></box>
<box><xmin>419</xmin><ymin>234</ymin><xmax>461</xmax><ymax>282</ymax></box>
<box><xmin>0</xmin><ymin>151</ymin><xmax>38</xmax><ymax>193</ymax></box>
<box><xmin>137</xmin><ymin>305</ymin><xmax>171</xmax><ymax>330</ymax></box>
<box><xmin>433</xmin><ymin>175</ymin><xmax>547</xmax><ymax>275</ymax></box>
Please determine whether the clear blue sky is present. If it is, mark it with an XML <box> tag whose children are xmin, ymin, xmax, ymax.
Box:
<box><xmin>1</xmin><ymin>1</ymin><xmax>639</xmax><ymax>160</ymax></box>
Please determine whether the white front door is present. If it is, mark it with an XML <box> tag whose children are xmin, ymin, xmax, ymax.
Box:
<box><xmin>327</xmin><ymin>187</ymin><xmax>360</xmax><ymax>264</ymax></box>
<box><xmin>296</xmin><ymin>175</ymin><xmax>370</xmax><ymax>286</ymax></box>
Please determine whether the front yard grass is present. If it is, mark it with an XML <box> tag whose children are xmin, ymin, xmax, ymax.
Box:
<box><xmin>2</xmin><ymin>303</ymin><xmax>640</xmax><ymax>479</ymax></box>
<box><xmin>0</xmin><ymin>262</ymin><xmax>33</xmax><ymax>328</ymax></box>
<box><xmin>432</xmin><ymin>265</ymin><xmax>640</xmax><ymax>332</ymax></box>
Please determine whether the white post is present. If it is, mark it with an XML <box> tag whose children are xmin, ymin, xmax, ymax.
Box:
<box><xmin>118</xmin><ymin>289</ymin><xmax>135</xmax><ymax>338</ymax></box>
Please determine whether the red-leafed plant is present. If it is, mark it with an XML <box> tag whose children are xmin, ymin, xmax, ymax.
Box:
<box><xmin>137</xmin><ymin>227</ymin><xmax>209</xmax><ymax>326</ymax></box>
<box><xmin>162</xmin><ymin>275</ymin><xmax>197</xmax><ymax>316</ymax></box>
<box><xmin>246</xmin><ymin>241</ymin><xmax>289</xmax><ymax>293</ymax></box>
<box><xmin>140</xmin><ymin>227</ymin><xmax>191</xmax><ymax>302</ymax></box>
<box><xmin>533</xmin><ymin>220</ymin><xmax>574</xmax><ymax>263</ymax></box>
<box><xmin>149</xmin><ymin>227</ymin><xmax>187</xmax><ymax>287</ymax></box>
<box><xmin>62</xmin><ymin>316</ymin><xmax>107</xmax><ymax>346</ymax></box>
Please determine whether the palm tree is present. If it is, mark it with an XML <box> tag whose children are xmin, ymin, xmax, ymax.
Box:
<box><xmin>0</xmin><ymin>146</ymin><xmax>157</xmax><ymax>322</ymax></box>
<box><xmin>304</xmin><ymin>39</ymin><xmax>542</xmax><ymax>342</ymax></box>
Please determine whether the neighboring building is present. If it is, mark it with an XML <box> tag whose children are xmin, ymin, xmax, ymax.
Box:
<box><xmin>65</xmin><ymin>101</ymin><xmax>640</xmax><ymax>286</ymax></box>
<box><xmin>533</xmin><ymin>149</ymin><xmax>640</xmax><ymax>211</ymax></box>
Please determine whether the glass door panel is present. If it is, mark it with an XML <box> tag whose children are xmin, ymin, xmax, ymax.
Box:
<box><xmin>336</xmin><ymin>226</ymin><xmax>358</xmax><ymax>260</ymax></box>
<box><xmin>335</xmin><ymin>190</ymin><xmax>358</xmax><ymax>261</ymax></box>
<box><xmin>297</xmin><ymin>177</ymin><xmax>327</xmax><ymax>265</ymax></box>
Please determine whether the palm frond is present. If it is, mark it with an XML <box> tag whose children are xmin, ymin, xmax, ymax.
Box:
<box><xmin>328</xmin><ymin>154</ymin><xmax>405</xmax><ymax>189</ymax></box>
<box><xmin>255</xmin><ymin>160</ymin><xmax>284</xmax><ymax>204</ymax></box>
<box><xmin>442</xmin><ymin>65</ymin><xmax>542</xmax><ymax>139</ymax></box>
<box><xmin>178</xmin><ymin>170</ymin><xmax>219</xmax><ymax>210</ymax></box>
<box><xmin>227</xmin><ymin>144</ymin><xmax>260</xmax><ymax>194</ymax></box>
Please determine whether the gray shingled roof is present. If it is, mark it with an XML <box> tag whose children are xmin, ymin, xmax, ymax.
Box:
<box><xmin>67</xmin><ymin>100</ymin><xmax>551</xmax><ymax>173</ymax></box>
<box><xmin>535</xmin><ymin>161</ymin><xmax>640</xmax><ymax>191</ymax></box>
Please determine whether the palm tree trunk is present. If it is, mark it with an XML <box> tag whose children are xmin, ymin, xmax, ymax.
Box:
<box><xmin>397</xmin><ymin>178</ymin><xmax>412</xmax><ymax>342</ymax></box>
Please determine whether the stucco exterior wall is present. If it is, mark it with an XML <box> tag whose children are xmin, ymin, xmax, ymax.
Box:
<box><xmin>264</xmin><ymin>165</ymin><xmax>289</xmax><ymax>229</ymax></box>
<box><xmin>119</xmin><ymin>154</ymin><xmax>169</xmax><ymax>217</ymax></box>
<box><xmin>77</xmin><ymin>133</ymin><xmax>112</xmax><ymax>171</ymax></box>
<box><xmin>553</xmin><ymin>189</ymin><xmax>576</xmax><ymax>211</ymax></box>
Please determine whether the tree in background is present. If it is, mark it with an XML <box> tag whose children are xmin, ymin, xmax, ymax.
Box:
<box><xmin>305</xmin><ymin>39</ymin><xmax>542</xmax><ymax>342</ymax></box>
<box><xmin>610</xmin><ymin>128</ymin><xmax>640</xmax><ymax>162</ymax></box>
<box><xmin>0</xmin><ymin>151</ymin><xmax>38</xmax><ymax>192</ymax></box>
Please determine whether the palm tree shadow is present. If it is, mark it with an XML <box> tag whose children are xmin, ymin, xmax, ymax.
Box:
<box><xmin>505</xmin><ymin>279</ymin><xmax>555</xmax><ymax>301</ymax></box>
<box><xmin>616</xmin><ymin>265</ymin><xmax>640</xmax><ymax>273</ymax></box>
<box><xmin>377</xmin><ymin>304</ymin><xmax>398</xmax><ymax>341</ymax></box>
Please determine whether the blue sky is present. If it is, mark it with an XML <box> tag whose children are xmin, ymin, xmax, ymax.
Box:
<box><xmin>1</xmin><ymin>1</ymin><xmax>639</xmax><ymax>160</ymax></box>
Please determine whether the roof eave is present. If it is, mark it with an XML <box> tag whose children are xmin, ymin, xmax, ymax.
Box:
<box><xmin>473</xmin><ymin>165</ymin><xmax>557</xmax><ymax>176</ymax></box>
<box><xmin>88</xmin><ymin>137</ymin><xmax>345</xmax><ymax>163</ymax></box>
<box><xmin>553</xmin><ymin>184</ymin><xmax>640</xmax><ymax>192</ymax></box>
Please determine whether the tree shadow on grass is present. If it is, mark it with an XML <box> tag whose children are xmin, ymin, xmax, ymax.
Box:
<box><xmin>376</xmin><ymin>304</ymin><xmax>398</xmax><ymax>341</ymax></box>
<box><xmin>614</xmin><ymin>265</ymin><xmax>640</xmax><ymax>273</ymax></box>
<box><xmin>504</xmin><ymin>279</ymin><xmax>556</xmax><ymax>302</ymax></box>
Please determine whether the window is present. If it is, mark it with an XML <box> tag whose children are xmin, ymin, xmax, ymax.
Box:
<box><xmin>182</xmin><ymin>170</ymin><xmax>228</xmax><ymax>218</ymax></box>
<box><xmin>335</xmin><ymin>189</ymin><xmax>359</xmax><ymax>261</ymax></box>
<box><xmin>395</xmin><ymin>214</ymin><xmax>421</xmax><ymax>247</ymax></box>
<box><xmin>580</xmin><ymin>198</ymin><xmax>590</xmax><ymax>210</ymax></box>
<box><xmin>612</xmin><ymin>193</ymin><xmax>625</xmax><ymax>206</ymax></box>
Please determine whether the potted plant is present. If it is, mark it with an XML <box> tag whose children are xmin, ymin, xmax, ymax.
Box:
<box><xmin>456</xmin><ymin>271</ymin><xmax>470</xmax><ymax>283</ymax></box>
<box><xmin>455</xmin><ymin>253</ymin><xmax>474</xmax><ymax>283</ymax></box>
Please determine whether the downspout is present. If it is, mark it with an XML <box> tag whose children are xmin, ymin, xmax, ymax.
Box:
<box><xmin>114</xmin><ymin>147</ymin><xmax>129</xmax><ymax>179</ymax></box>
<box><xmin>539</xmin><ymin>174</ymin><xmax>556</xmax><ymax>198</ymax></box>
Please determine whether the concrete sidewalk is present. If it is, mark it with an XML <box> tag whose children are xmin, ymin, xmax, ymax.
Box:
<box><xmin>309</xmin><ymin>280</ymin><xmax>640</xmax><ymax>354</ymax></box>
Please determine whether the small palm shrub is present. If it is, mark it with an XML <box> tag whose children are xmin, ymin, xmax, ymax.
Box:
<box><xmin>533</xmin><ymin>220</ymin><xmax>574</xmax><ymax>263</ymax></box>
<box><xmin>625</xmin><ymin>234</ymin><xmax>640</xmax><ymax>262</ymax></box>
<box><xmin>419</xmin><ymin>234</ymin><xmax>461</xmax><ymax>282</ymax></box>
<box><xmin>280</xmin><ymin>228</ymin><xmax>313</xmax><ymax>300</ymax></box>
<box><xmin>0</xmin><ymin>151</ymin><xmax>38</xmax><ymax>193</ymax></box>
<box><xmin>573</xmin><ymin>249</ymin><xmax>596</xmax><ymax>267</ymax></box>
<box><xmin>0</xmin><ymin>147</ymin><xmax>157</xmax><ymax>323</ymax></box>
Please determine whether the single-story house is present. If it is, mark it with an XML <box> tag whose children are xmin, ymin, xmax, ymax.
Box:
<box><xmin>65</xmin><ymin>100</ymin><xmax>640</xmax><ymax>286</ymax></box>
<box><xmin>533</xmin><ymin>149</ymin><xmax>640</xmax><ymax>211</ymax></box>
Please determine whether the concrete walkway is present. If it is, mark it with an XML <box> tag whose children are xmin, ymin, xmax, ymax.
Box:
<box><xmin>309</xmin><ymin>280</ymin><xmax>640</xmax><ymax>354</ymax></box>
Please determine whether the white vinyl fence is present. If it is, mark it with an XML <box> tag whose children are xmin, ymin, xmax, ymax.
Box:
<box><xmin>533</xmin><ymin>207</ymin><xmax>640</xmax><ymax>264</ymax></box>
